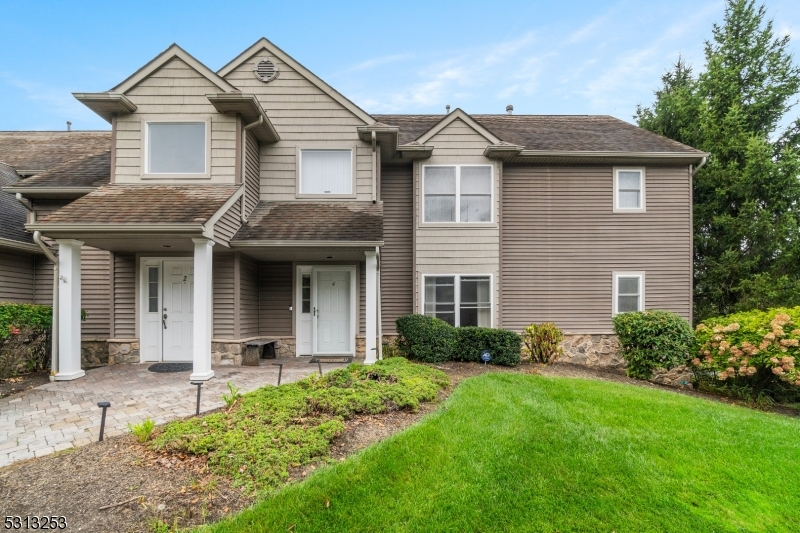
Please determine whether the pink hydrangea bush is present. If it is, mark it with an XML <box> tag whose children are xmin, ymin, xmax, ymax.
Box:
<box><xmin>693</xmin><ymin>307</ymin><xmax>800</xmax><ymax>396</ymax></box>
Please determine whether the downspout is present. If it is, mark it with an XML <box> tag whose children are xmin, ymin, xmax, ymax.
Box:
<box><xmin>691</xmin><ymin>156</ymin><xmax>707</xmax><ymax>177</ymax></box>
<box><xmin>376</xmin><ymin>246</ymin><xmax>382</xmax><ymax>360</ymax></box>
<box><xmin>371</xmin><ymin>131</ymin><xmax>377</xmax><ymax>204</ymax></box>
<box><xmin>241</xmin><ymin>116</ymin><xmax>264</xmax><ymax>223</ymax></box>
<box><xmin>33</xmin><ymin>231</ymin><xmax>59</xmax><ymax>381</ymax></box>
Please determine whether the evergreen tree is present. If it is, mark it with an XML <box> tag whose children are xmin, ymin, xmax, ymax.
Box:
<box><xmin>636</xmin><ymin>0</ymin><xmax>800</xmax><ymax>321</ymax></box>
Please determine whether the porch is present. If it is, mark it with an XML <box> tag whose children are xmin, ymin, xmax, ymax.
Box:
<box><xmin>0</xmin><ymin>356</ymin><xmax>355</xmax><ymax>468</ymax></box>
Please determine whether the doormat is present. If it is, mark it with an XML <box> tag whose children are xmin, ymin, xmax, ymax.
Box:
<box><xmin>148</xmin><ymin>363</ymin><xmax>194</xmax><ymax>373</ymax></box>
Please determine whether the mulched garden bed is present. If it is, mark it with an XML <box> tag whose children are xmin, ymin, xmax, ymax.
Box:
<box><xmin>0</xmin><ymin>371</ymin><xmax>50</xmax><ymax>400</ymax></box>
<box><xmin>0</xmin><ymin>361</ymin><xmax>795</xmax><ymax>533</ymax></box>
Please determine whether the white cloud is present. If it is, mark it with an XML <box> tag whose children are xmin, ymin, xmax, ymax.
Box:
<box><xmin>1</xmin><ymin>73</ymin><xmax>99</xmax><ymax>128</ymax></box>
<box><xmin>342</xmin><ymin>53</ymin><xmax>415</xmax><ymax>73</ymax></box>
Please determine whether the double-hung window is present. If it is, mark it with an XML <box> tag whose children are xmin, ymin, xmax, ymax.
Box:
<box><xmin>146</xmin><ymin>121</ymin><xmax>207</xmax><ymax>175</ymax></box>
<box><xmin>423</xmin><ymin>275</ymin><xmax>492</xmax><ymax>327</ymax></box>
<box><xmin>614</xmin><ymin>168</ymin><xmax>645</xmax><ymax>212</ymax></box>
<box><xmin>299</xmin><ymin>148</ymin><xmax>353</xmax><ymax>196</ymax></box>
<box><xmin>423</xmin><ymin>165</ymin><xmax>492</xmax><ymax>223</ymax></box>
<box><xmin>613</xmin><ymin>272</ymin><xmax>644</xmax><ymax>314</ymax></box>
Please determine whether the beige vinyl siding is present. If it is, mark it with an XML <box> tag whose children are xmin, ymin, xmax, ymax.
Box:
<box><xmin>380</xmin><ymin>167</ymin><xmax>413</xmax><ymax>333</ymax></box>
<box><xmin>114</xmin><ymin>57</ymin><xmax>237</xmax><ymax>184</ymax></box>
<box><xmin>259</xmin><ymin>261</ymin><xmax>292</xmax><ymax>336</ymax></box>
<box><xmin>239</xmin><ymin>253</ymin><xmax>259</xmax><ymax>337</ymax></box>
<box><xmin>113</xmin><ymin>253</ymin><xmax>136</xmax><ymax>338</ymax></box>
<box><xmin>244</xmin><ymin>131</ymin><xmax>260</xmax><ymax>218</ymax></box>
<box><xmin>221</xmin><ymin>53</ymin><xmax>373</xmax><ymax>202</ymax></box>
<box><xmin>33</xmin><ymin>255</ymin><xmax>54</xmax><ymax>305</ymax></box>
<box><xmin>414</xmin><ymin>119</ymin><xmax>500</xmax><ymax>323</ymax></box>
<box><xmin>500</xmin><ymin>165</ymin><xmax>692</xmax><ymax>333</ymax></box>
<box><xmin>213</xmin><ymin>202</ymin><xmax>242</xmax><ymax>247</ymax></box>
<box><xmin>213</xmin><ymin>253</ymin><xmax>235</xmax><ymax>338</ymax></box>
<box><xmin>81</xmin><ymin>247</ymin><xmax>111</xmax><ymax>337</ymax></box>
<box><xmin>0</xmin><ymin>252</ymin><xmax>35</xmax><ymax>303</ymax></box>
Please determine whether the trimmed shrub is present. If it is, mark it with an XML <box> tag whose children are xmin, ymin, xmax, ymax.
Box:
<box><xmin>612</xmin><ymin>310</ymin><xmax>694</xmax><ymax>380</ymax></box>
<box><xmin>521</xmin><ymin>323</ymin><xmax>564</xmax><ymax>364</ymax></box>
<box><xmin>396</xmin><ymin>314</ymin><xmax>456</xmax><ymax>363</ymax></box>
<box><xmin>454</xmin><ymin>327</ymin><xmax>522</xmax><ymax>367</ymax></box>
<box><xmin>693</xmin><ymin>307</ymin><xmax>800</xmax><ymax>400</ymax></box>
<box><xmin>0</xmin><ymin>304</ymin><xmax>55</xmax><ymax>379</ymax></box>
<box><xmin>0</xmin><ymin>303</ymin><xmax>53</xmax><ymax>340</ymax></box>
<box><xmin>395</xmin><ymin>314</ymin><xmax>522</xmax><ymax>366</ymax></box>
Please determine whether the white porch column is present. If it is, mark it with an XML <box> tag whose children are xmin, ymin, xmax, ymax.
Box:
<box><xmin>365</xmin><ymin>250</ymin><xmax>378</xmax><ymax>365</ymax></box>
<box><xmin>190</xmin><ymin>238</ymin><xmax>215</xmax><ymax>381</ymax></box>
<box><xmin>55</xmin><ymin>239</ymin><xmax>85</xmax><ymax>381</ymax></box>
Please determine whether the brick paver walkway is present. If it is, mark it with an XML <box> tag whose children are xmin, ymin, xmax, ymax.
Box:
<box><xmin>0</xmin><ymin>357</ymin><xmax>352</xmax><ymax>468</ymax></box>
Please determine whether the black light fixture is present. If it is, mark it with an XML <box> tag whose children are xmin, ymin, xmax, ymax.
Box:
<box><xmin>326</xmin><ymin>255</ymin><xmax>334</xmax><ymax>259</ymax></box>
<box><xmin>161</xmin><ymin>244</ymin><xmax>173</xmax><ymax>248</ymax></box>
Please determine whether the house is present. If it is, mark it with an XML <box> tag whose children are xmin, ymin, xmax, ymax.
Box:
<box><xmin>1</xmin><ymin>38</ymin><xmax>707</xmax><ymax>380</ymax></box>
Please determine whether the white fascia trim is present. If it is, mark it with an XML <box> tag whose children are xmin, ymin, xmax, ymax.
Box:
<box><xmin>230</xmin><ymin>240</ymin><xmax>384</xmax><ymax>248</ymax></box>
<box><xmin>416</xmin><ymin>109</ymin><xmax>502</xmax><ymax>145</ymax></box>
<box><xmin>3</xmin><ymin>187</ymin><xmax>97</xmax><ymax>195</ymax></box>
<box><xmin>216</xmin><ymin>37</ymin><xmax>374</xmax><ymax>125</ymax></box>
<box><xmin>519</xmin><ymin>150</ymin><xmax>710</xmax><ymax>160</ymax></box>
<box><xmin>113</xmin><ymin>43</ymin><xmax>237</xmax><ymax>94</ymax></box>
<box><xmin>0</xmin><ymin>237</ymin><xmax>40</xmax><ymax>253</ymax></box>
<box><xmin>25</xmin><ymin>223</ymin><xmax>205</xmax><ymax>233</ymax></box>
<box><xmin>203</xmin><ymin>185</ymin><xmax>245</xmax><ymax>239</ymax></box>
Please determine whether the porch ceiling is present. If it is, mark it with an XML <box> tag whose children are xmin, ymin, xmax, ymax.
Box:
<box><xmin>239</xmin><ymin>246</ymin><xmax>377</xmax><ymax>262</ymax></box>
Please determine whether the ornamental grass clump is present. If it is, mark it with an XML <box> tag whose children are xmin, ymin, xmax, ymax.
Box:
<box><xmin>150</xmin><ymin>358</ymin><xmax>448</xmax><ymax>494</ymax></box>
<box><xmin>521</xmin><ymin>323</ymin><xmax>564</xmax><ymax>364</ymax></box>
<box><xmin>693</xmin><ymin>307</ymin><xmax>800</xmax><ymax>400</ymax></box>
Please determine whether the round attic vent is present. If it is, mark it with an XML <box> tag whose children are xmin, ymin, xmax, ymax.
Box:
<box><xmin>253</xmin><ymin>58</ymin><xmax>279</xmax><ymax>83</ymax></box>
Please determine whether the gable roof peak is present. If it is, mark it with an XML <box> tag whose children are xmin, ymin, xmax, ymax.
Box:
<box><xmin>218</xmin><ymin>37</ymin><xmax>374</xmax><ymax>125</ymax></box>
<box><xmin>416</xmin><ymin>108</ymin><xmax>502</xmax><ymax>144</ymax></box>
<box><xmin>112</xmin><ymin>43</ymin><xmax>237</xmax><ymax>94</ymax></box>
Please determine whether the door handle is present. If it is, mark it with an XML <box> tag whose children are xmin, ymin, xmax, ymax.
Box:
<box><xmin>313</xmin><ymin>307</ymin><xmax>317</xmax><ymax>317</ymax></box>
<box><xmin>162</xmin><ymin>314</ymin><xmax>168</xmax><ymax>329</ymax></box>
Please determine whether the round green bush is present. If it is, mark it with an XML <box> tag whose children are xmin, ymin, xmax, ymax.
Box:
<box><xmin>612</xmin><ymin>310</ymin><xmax>694</xmax><ymax>380</ymax></box>
<box><xmin>395</xmin><ymin>314</ymin><xmax>456</xmax><ymax>363</ymax></box>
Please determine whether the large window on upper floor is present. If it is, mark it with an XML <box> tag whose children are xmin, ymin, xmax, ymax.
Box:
<box><xmin>423</xmin><ymin>165</ymin><xmax>493</xmax><ymax>223</ymax></box>
<box><xmin>145</xmin><ymin>121</ymin><xmax>207</xmax><ymax>175</ymax></box>
<box><xmin>298</xmin><ymin>148</ymin><xmax>354</xmax><ymax>196</ymax></box>
<box><xmin>613</xmin><ymin>168</ymin><xmax>646</xmax><ymax>212</ymax></box>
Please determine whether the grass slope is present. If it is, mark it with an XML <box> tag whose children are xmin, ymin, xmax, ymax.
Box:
<box><xmin>201</xmin><ymin>373</ymin><xmax>800</xmax><ymax>533</ymax></box>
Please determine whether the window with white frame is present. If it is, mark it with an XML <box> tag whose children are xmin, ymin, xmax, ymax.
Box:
<box><xmin>423</xmin><ymin>165</ymin><xmax>492</xmax><ymax>223</ymax></box>
<box><xmin>299</xmin><ymin>149</ymin><xmax>353</xmax><ymax>195</ymax></box>
<box><xmin>614</xmin><ymin>273</ymin><xmax>644</xmax><ymax>314</ymax></box>
<box><xmin>423</xmin><ymin>275</ymin><xmax>491</xmax><ymax>327</ymax></box>
<box><xmin>146</xmin><ymin>122</ymin><xmax>206</xmax><ymax>174</ymax></box>
<box><xmin>614</xmin><ymin>168</ymin><xmax>645</xmax><ymax>212</ymax></box>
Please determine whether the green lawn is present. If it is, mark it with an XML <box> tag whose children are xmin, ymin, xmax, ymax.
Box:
<box><xmin>200</xmin><ymin>373</ymin><xmax>800</xmax><ymax>533</ymax></box>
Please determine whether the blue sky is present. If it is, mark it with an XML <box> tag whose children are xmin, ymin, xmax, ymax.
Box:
<box><xmin>1</xmin><ymin>0</ymin><xmax>798</xmax><ymax>131</ymax></box>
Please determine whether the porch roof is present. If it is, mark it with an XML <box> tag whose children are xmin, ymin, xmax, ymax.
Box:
<box><xmin>32</xmin><ymin>184</ymin><xmax>240</xmax><ymax>225</ymax></box>
<box><xmin>231</xmin><ymin>201</ymin><xmax>383</xmax><ymax>245</ymax></box>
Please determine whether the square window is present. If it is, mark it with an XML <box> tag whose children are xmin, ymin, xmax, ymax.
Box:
<box><xmin>300</xmin><ymin>149</ymin><xmax>352</xmax><ymax>195</ymax></box>
<box><xmin>423</xmin><ymin>165</ymin><xmax>492</xmax><ymax>223</ymax></box>
<box><xmin>147</xmin><ymin>122</ymin><xmax>206</xmax><ymax>174</ymax></box>
<box><xmin>615</xmin><ymin>169</ymin><xmax>644</xmax><ymax>211</ymax></box>
<box><xmin>615</xmin><ymin>274</ymin><xmax>643</xmax><ymax>314</ymax></box>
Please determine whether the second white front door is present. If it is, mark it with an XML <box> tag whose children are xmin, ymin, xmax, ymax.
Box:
<box><xmin>313</xmin><ymin>268</ymin><xmax>353</xmax><ymax>355</ymax></box>
<box><xmin>162</xmin><ymin>260</ymin><xmax>194</xmax><ymax>362</ymax></box>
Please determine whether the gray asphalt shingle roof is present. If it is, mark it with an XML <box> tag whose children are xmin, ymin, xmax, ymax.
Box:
<box><xmin>0</xmin><ymin>131</ymin><xmax>111</xmax><ymax>171</ymax></box>
<box><xmin>13</xmin><ymin>151</ymin><xmax>111</xmax><ymax>188</ymax></box>
<box><xmin>372</xmin><ymin>114</ymin><xmax>703</xmax><ymax>153</ymax></box>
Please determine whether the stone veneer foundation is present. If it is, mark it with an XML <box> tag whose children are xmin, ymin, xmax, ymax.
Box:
<box><xmin>559</xmin><ymin>334</ymin><xmax>623</xmax><ymax>367</ymax></box>
<box><xmin>106</xmin><ymin>339</ymin><xmax>140</xmax><ymax>365</ymax></box>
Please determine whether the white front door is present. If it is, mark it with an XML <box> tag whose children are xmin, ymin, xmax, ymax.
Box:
<box><xmin>162</xmin><ymin>260</ymin><xmax>194</xmax><ymax>361</ymax></box>
<box><xmin>314</xmin><ymin>269</ymin><xmax>352</xmax><ymax>354</ymax></box>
